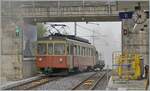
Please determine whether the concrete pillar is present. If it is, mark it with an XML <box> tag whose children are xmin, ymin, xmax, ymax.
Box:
<box><xmin>0</xmin><ymin>0</ymin><xmax>3</xmax><ymax>84</ymax></box>
<box><xmin>1</xmin><ymin>17</ymin><xmax>38</xmax><ymax>83</ymax></box>
<box><xmin>122</xmin><ymin>18</ymin><xmax>149</xmax><ymax>65</ymax></box>
<box><xmin>1</xmin><ymin>17</ymin><xmax>23</xmax><ymax>81</ymax></box>
<box><xmin>1</xmin><ymin>16</ymin><xmax>39</xmax><ymax>80</ymax></box>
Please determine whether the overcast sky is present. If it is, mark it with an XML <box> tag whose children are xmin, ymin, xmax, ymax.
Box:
<box><xmin>46</xmin><ymin>22</ymin><xmax>122</xmax><ymax>68</ymax></box>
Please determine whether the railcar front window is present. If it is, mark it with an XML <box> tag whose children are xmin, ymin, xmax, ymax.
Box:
<box><xmin>54</xmin><ymin>43</ymin><xmax>65</xmax><ymax>55</ymax></box>
<box><xmin>37</xmin><ymin>43</ymin><xmax>47</xmax><ymax>55</ymax></box>
<box><xmin>48</xmin><ymin>43</ymin><xmax>53</xmax><ymax>55</ymax></box>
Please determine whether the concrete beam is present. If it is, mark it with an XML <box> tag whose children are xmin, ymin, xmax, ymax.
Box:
<box><xmin>24</xmin><ymin>16</ymin><xmax>120</xmax><ymax>23</ymax></box>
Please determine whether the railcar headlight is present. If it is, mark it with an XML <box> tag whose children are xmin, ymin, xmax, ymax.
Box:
<box><xmin>59</xmin><ymin>58</ymin><xmax>63</xmax><ymax>63</ymax></box>
<box><xmin>39</xmin><ymin>58</ymin><xmax>42</xmax><ymax>61</ymax></box>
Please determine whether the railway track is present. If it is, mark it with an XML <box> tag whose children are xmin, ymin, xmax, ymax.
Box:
<box><xmin>94</xmin><ymin>72</ymin><xmax>110</xmax><ymax>90</ymax></box>
<box><xmin>72</xmin><ymin>71</ymin><xmax>107</xmax><ymax>90</ymax></box>
<box><xmin>5</xmin><ymin>76</ymin><xmax>61</xmax><ymax>90</ymax></box>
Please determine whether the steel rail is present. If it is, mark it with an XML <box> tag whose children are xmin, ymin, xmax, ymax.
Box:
<box><xmin>72</xmin><ymin>71</ymin><xmax>106</xmax><ymax>90</ymax></box>
<box><xmin>72</xmin><ymin>72</ymin><xmax>97</xmax><ymax>90</ymax></box>
<box><xmin>90</xmin><ymin>72</ymin><xmax>106</xmax><ymax>90</ymax></box>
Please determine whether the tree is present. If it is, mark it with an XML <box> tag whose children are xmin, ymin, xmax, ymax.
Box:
<box><xmin>36</xmin><ymin>23</ymin><xmax>47</xmax><ymax>38</ymax></box>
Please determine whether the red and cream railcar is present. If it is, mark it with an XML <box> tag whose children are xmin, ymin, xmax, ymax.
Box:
<box><xmin>36</xmin><ymin>34</ymin><xmax>97</xmax><ymax>74</ymax></box>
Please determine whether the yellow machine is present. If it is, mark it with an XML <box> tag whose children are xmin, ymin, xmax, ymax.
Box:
<box><xmin>113</xmin><ymin>52</ymin><xmax>144</xmax><ymax>80</ymax></box>
<box><xmin>131</xmin><ymin>54</ymin><xmax>142</xmax><ymax>79</ymax></box>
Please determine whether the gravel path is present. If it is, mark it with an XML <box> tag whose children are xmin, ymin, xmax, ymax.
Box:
<box><xmin>33</xmin><ymin>72</ymin><xmax>95</xmax><ymax>90</ymax></box>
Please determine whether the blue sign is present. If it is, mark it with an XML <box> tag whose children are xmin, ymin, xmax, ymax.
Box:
<box><xmin>119</xmin><ymin>11</ymin><xmax>133</xmax><ymax>19</ymax></box>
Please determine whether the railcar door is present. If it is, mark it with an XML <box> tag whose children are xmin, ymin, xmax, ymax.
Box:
<box><xmin>70</xmin><ymin>44</ymin><xmax>74</xmax><ymax>67</ymax></box>
<box><xmin>73</xmin><ymin>45</ymin><xmax>79</xmax><ymax>68</ymax></box>
<box><xmin>67</xmin><ymin>43</ymin><xmax>73</xmax><ymax>69</ymax></box>
<box><xmin>53</xmin><ymin>43</ymin><xmax>67</xmax><ymax>68</ymax></box>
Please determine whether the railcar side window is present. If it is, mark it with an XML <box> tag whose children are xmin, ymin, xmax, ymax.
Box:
<box><xmin>48</xmin><ymin>43</ymin><xmax>53</xmax><ymax>55</ymax></box>
<box><xmin>84</xmin><ymin>47</ymin><xmax>86</xmax><ymax>56</ymax></box>
<box><xmin>70</xmin><ymin>45</ymin><xmax>73</xmax><ymax>55</ymax></box>
<box><xmin>74</xmin><ymin>46</ymin><xmax>76</xmax><ymax>55</ymax></box>
<box><xmin>54</xmin><ymin>43</ymin><xmax>65</xmax><ymax>55</ymax></box>
<box><xmin>90</xmin><ymin>48</ymin><xmax>91</xmax><ymax>56</ymax></box>
<box><xmin>91</xmin><ymin>48</ymin><xmax>93</xmax><ymax>56</ymax></box>
<box><xmin>37</xmin><ymin>43</ymin><xmax>47</xmax><ymax>55</ymax></box>
<box><xmin>83</xmin><ymin>47</ymin><xmax>85</xmax><ymax>56</ymax></box>
<box><xmin>88</xmin><ymin>48</ymin><xmax>90</xmax><ymax>56</ymax></box>
<box><xmin>67</xmin><ymin>44</ymin><xmax>70</xmax><ymax>55</ymax></box>
<box><xmin>81</xmin><ymin>47</ymin><xmax>83</xmax><ymax>56</ymax></box>
<box><xmin>78</xmin><ymin>46</ymin><xmax>80</xmax><ymax>56</ymax></box>
<box><xmin>74</xmin><ymin>45</ymin><xmax>77</xmax><ymax>55</ymax></box>
<box><xmin>86</xmin><ymin>48</ymin><xmax>88</xmax><ymax>56</ymax></box>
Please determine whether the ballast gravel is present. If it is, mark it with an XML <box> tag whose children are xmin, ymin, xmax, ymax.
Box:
<box><xmin>33</xmin><ymin>72</ymin><xmax>95</xmax><ymax>90</ymax></box>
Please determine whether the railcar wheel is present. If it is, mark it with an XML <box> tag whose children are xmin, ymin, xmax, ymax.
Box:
<box><xmin>87</xmin><ymin>66</ymin><xmax>93</xmax><ymax>72</ymax></box>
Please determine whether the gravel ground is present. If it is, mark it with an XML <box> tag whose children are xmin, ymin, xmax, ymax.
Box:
<box><xmin>33</xmin><ymin>72</ymin><xmax>95</xmax><ymax>90</ymax></box>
